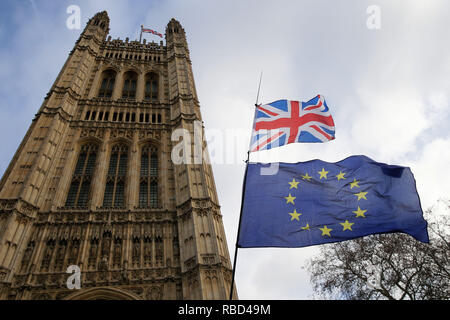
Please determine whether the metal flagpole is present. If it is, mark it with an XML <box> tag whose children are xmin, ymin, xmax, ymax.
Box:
<box><xmin>229</xmin><ymin>72</ymin><xmax>263</xmax><ymax>300</ymax></box>
<box><xmin>139</xmin><ymin>25</ymin><xmax>143</xmax><ymax>43</ymax></box>
<box><xmin>255</xmin><ymin>71</ymin><xmax>263</xmax><ymax>107</ymax></box>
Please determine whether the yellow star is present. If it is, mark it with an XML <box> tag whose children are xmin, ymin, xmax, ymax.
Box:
<box><xmin>301</xmin><ymin>173</ymin><xmax>312</xmax><ymax>181</ymax></box>
<box><xmin>353</xmin><ymin>206</ymin><xmax>367</xmax><ymax>218</ymax></box>
<box><xmin>319</xmin><ymin>225</ymin><xmax>332</xmax><ymax>237</ymax></box>
<box><xmin>301</xmin><ymin>223</ymin><xmax>310</xmax><ymax>230</ymax></box>
<box><xmin>350</xmin><ymin>178</ymin><xmax>360</xmax><ymax>189</ymax></box>
<box><xmin>289</xmin><ymin>209</ymin><xmax>302</xmax><ymax>221</ymax></box>
<box><xmin>340</xmin><ymin>220</ymin><xmax>354</xmax><ymax>231</ymax></box>
<box><xmin>318</xmin><ymin>168</ymin><xmax>329</xmax><ymax>179</ymax></box>
<box><xmin>285</xmin><ymin>193</ymin><xmax>296</xmax><ymax>205</ymax></box>
<box><xmin>288</xmin><ymin>178</ymin><xmax>300</xmax><ymax>189</ymax></box>
<box><xmin>354</xmin><ymin>191</ymin><xmax>368</xmax><ymax>201</ymax></box>
<box><xmin>336</xmin><ymin>171</ymin><xmax>346</xmax><ymax>181</ymax></box>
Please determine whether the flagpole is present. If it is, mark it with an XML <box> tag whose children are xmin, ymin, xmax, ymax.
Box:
<box><xmin>255</xmin><ymin>71</ymin><xmax>263</xmax><ymax>106</ymax></box>
<box><xmin>229</xmin><ymin>150</ymin><xmax>249</xmax><ymax>300</ymax></box>
<box><xmin>139</xmin><ymin>25</ymin><xmax>143</xmax><ymax>43</ymax></box>
<box><xmin>229</xmin><ymin>72</ymin><xmax>263</xmax><ymax>300</ymax></box>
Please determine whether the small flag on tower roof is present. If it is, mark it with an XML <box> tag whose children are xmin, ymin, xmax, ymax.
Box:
<box><xmin>141</xmin><ymin>26</ymin><xmax>163</xmax><ymax>38</ymax></box>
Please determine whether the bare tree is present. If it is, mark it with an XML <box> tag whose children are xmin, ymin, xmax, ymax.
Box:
<box><xmin>306</xmin><ymin>199</ymin><xmax>450</xmax><ymax>300</ymax></box>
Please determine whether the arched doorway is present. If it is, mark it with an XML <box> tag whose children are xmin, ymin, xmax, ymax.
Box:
<box><xmin>63</xmin><ymin>287</ymin><xmax>142</xmax><ymax>300</ymax></box>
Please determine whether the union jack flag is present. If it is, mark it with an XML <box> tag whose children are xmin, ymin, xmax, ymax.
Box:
<box><xmin>250</xmin><ymin>95</ymin><xmax>335</xmax><ymax>152</ymax></box>
<box><xmin>142</xmin><ymin>27</ymin><xmax>163</xmax><ymax>38</ymax></box>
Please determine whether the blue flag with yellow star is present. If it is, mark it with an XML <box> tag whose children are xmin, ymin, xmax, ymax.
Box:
<box><xmin>238</xmin><ymin>155</ymin><xmax>429</xmax><ymax>248</ymax></box>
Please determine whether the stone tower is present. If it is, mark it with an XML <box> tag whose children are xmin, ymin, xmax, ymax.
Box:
<box><xmin>0</xmin><ymin>11</ymin><xmax>236</xmax><ymax>300</ymax></box>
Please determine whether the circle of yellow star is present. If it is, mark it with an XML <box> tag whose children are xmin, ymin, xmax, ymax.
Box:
<box><xmin>340</xmin><ymin>220</ymin><xmax>354</xmax><ymax>231</ymax></box>
<box><xmin>353</xmin><ymin>206</ymin><xmax>367</xmax><ymax>218</ymax></box>
<box><xmin>336</xmin><ymin>171</ymin><xmax>346</xmax><ymax>181</ymax></box>
<box><xmin>350</xmin><ymin>178</ymin><xmax>360</xmax><ymax>189</ymax></box>
<box><xmin>318</xmin><ymin>168</ymin><xmax>329</xmax><ymax>179</ymax></box>
<box><xmin>284</xmin><ymin>193</ymin><xmax>296</xmax><ymax>205</ymax></box>
<box><xmin>319</xmin><ymin>225</ymin><xmax>332</xmax><ymax>237</ymax></box>
<box><xmin>301</xmin><ymin>223</ymin><xmax>310</xmax><ymax>230</ymax></box>
<box><xmin>301</xmin><ymin>173</ymin><xmax>312</xmax><ymax>181</ymax></box>
<box><xmin>289</xmin><ymin>209</ymin><xmax>302</xmax><ymax>221</ymax></box>
<box><xmin>354</xmin><ymin>191</ymin><xmax>368</xmax><ymax>201</ymax></box>
<box><xmin>288</xmin><ymin>178</ymin><xmax>300</xmax><ymax>189</ymax></box>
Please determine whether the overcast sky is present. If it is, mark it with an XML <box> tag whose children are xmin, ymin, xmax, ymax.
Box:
<box><xmin>0</xmin><ymin>0</ymin><xmax>449</xmax><ymax>299</ymax></box>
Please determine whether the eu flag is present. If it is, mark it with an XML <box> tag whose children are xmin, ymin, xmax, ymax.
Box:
<box><xmin>238</xmin><ymin>155</ymin><xmax>429</xmax><ymax>248</ymax></box>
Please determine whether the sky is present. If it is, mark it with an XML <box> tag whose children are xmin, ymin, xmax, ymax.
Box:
<box><xmin>0</xmin><ymin>0</ymin><xmax>449</xmax><ymax>299</ymax></box>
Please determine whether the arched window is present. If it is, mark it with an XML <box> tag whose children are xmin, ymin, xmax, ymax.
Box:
<box><xmin>65</xmin><ymin>143</ymin><xmax>98</xmax><ymax>207</ymax></box>
<box><xmin>103</xmin><ymin>144</ymin><xmax>128</xmax><ymax>208</ymax></box>
<box><xmin>139</xmin><ymin>146</ymin><xmax>158</xmax><ymax>208</ymax></box>
<box><xmin>98</xmin><ymin>69</ymin><xmax>116</xmax><ymax>98</ymax></box>
<box><xmin>144</xmin><ymin>73</ymin><xmax>158</xmax><ymax>101</ymax></box>
<box><xmin>122</xmin><ymin>71</ymin><xmax>138</xmax><ymax>99</ymax></box>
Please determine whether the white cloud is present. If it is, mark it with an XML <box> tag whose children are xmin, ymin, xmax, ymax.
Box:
<box><xmin>351</xmin><ymin>89</ymin><xmax>430</xmax><ymax>161</ymax></box>
<box><xmin>406</xmin><ymin>137</ymin><xmax>450</xmax><ymax>210</ymax></box>
<box><xmin>235</xmin><ymin>248</ymin><xmax>316</xmax><ymax>299</ymax></box>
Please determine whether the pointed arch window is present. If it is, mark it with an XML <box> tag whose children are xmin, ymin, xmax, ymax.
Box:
<box><xmin>144</xmin><ymin>73</ymin><xmax>158</xmax><ymax>101</ymax></box>
<box><xmin>139</xmin><ymin>146</ymin><xmax>159</xmax><ymax>208</ymax></box>
<box><xmin>65</xmin><ymin>143</ymin><xmax>98</xmax><ymax>208</ymax></box>
<box><xmin>122</xmin><ymin>71</ymin><xmax>138</xmax><ymax>99</ymax></box>
<box><xmin>103</xmin><ymin>144</ymin><xmax>128</xmax><ymax>208</ymax></box>
<box><xmin>98</xmin><ymin>69</ymin><xmax>116</xmax><ymax>98</ymax></box>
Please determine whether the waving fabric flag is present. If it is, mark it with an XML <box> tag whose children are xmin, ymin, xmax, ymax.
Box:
<box><xmin>250</xmin><ymin>95</ymin><xmax>335</xmax><ymax>152</ymax></box>
<box><xmin>238</xmin><ymin>155</ymin><xmax>429</xmax><ymax>248</ymax></box>
<box><xmin>142</xmin><ymin>27</ymin><xmax>163</xmax><ymax>38</ymax></box>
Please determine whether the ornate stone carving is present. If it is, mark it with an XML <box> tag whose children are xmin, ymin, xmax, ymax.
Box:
<box><xmin>132</xmin><ymin>237</ymin><xmax>141</xmax><ymax>266</ymax></box>
<box><xmin>138</xmin><ymin>130</ymin><xmax>161</xmax><ymax>141</ymax></box>
<box><xmin>110</xmin><ymin>129</ymin><xmax>133</xmax><ymax>140</ymax></box>
<box><xmin>146</xmin><ymin>285</ymin><xmax>163</xmax><ymax>300</ymax></box>
<box><xmin>32</xmin><ymin>292</ymin><xmax>51</xmax><ymax>300</ymax></box>
<box><xmin>0</xmin><ymin>269</ymin><xmax>8</xmax><ymax>281</ymax></box>
<box><xmin>80</xmin><ymin>127</ymin><xmax>104</xmax><ymax>139</ymax></box>
<box><xmin>128</xmin><ymin>286</ymin><xmax>144</xmax><ymax>297</ymax></box>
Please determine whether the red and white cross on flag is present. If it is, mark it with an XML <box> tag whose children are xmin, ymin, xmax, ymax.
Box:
<box><xmin>141</xmin><ymin>26</ymin><xmax>163</xmax><ymax>38</ymax></box>
<box><xmin>250</xmin><ymin>95</ymin><xmax>336</xmax><ymax>152</ymax></box>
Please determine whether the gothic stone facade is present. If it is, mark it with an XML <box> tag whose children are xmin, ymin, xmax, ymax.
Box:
<box><xmin>0</xmin><ymin>11</ymin><xmax>236</xmax><ymax>300</ymax></box>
